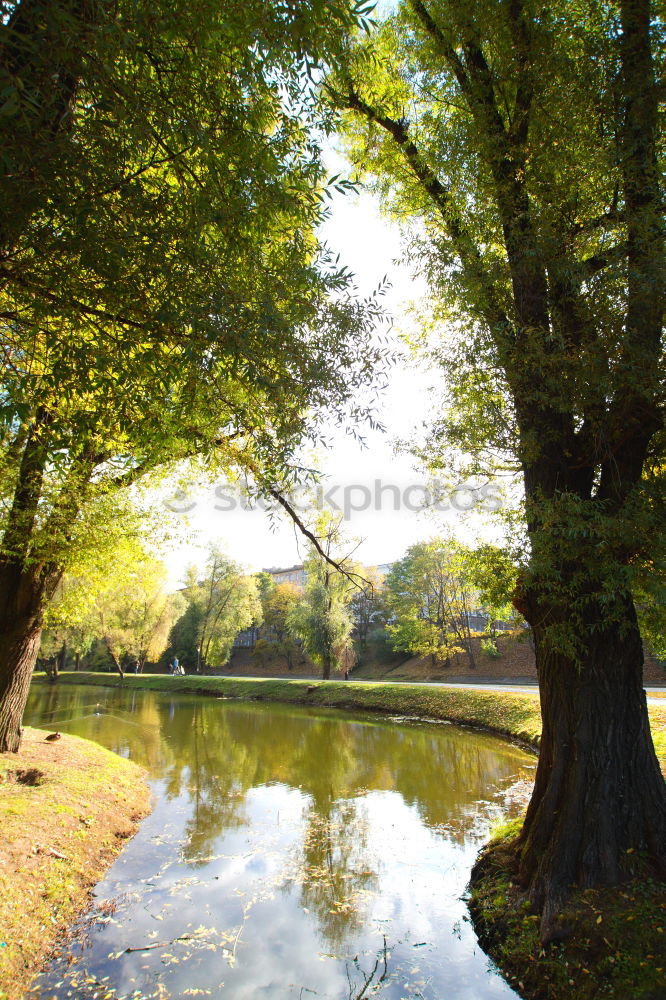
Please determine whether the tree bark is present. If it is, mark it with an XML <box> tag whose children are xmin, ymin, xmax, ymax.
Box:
<box><xmin>516</xmin><ymin>597</ymin><xmax>666</xmax><ymax>941</ymax></box>
<box><xmin>0</xmin><ymin>562</ymin><xmax>49</xmax><ymax>751</ymax></box>
<box><xmin>0</xmin><ymin>546</ymin><xmax>62</xmax><ymax>750</ymax></box>
<box><xmin>0</xmin><ymin>617</ymin><xmax>42</xmax><ymax>752</ymax></box>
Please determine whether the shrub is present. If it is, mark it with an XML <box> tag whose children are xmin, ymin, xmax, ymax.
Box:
<box><xmin>480</xmin><ymin>638</ymin><xmax>501</xmax><ymax>658</ymax></box>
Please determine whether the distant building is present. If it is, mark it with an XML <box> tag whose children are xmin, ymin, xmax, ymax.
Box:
<box><xmin>464</xmin><ymin>610</ymin><xmax>521</xmax><ymax>632</ymax></box>
<box><xmin>233</xmin><ymin>626</ymin><xmax>261</xmax><ymax>649</ymax></box>
<box><xmin>371</xmin><ymin>563</ymin><xmax>393</xmax><ymax>578</ymax></box>
<box><xmin>264</xmin><ymin>564</ymin><xmax>307</xmax><ymax>587</ymax></box>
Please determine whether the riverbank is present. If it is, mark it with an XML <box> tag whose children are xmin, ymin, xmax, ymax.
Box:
<box><xmin>468</xmin><ymin>819</ymin><xmax>666</xmax><ymax>1000</ymax></box>
<box><xmin>0</xmin><ymin>727</ymin><xmax>151</xmax><ymax>1000</ymax></box>
<box><xmin>34</xmin><ymin>672</ymin><xmax>666</xmax><ymax>772</ymax></box>
<box><xmin>34</xmin><ymin>671</ymin><xmax>544</xmax><ymax>748</ymax></box>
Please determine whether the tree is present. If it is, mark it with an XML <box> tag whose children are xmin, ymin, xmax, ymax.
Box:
<box><xmin>93</xmin><ymin>560</ymin><xmax>182</xmax><ymax>676</ymax></box>
<box><xmin>384</xmin><ymin>539</ymin><xmax>478</xmax><ymax>668</ymax></box>
<box><xmin>288</xmin><ymin>515</ymin><xmax>358</xmax><ymax>678</ymax></box>
<box><xmin>165</xmin><ymin>601</ymin><xmax>203</xmax><ymax>673</ymax></box>
<box><xmin>330</xmin><ymin>0</ymin><xmax>666</xmax><ymax>933</ymax></box>
<box><xmin>0</xmin><ymin>0</ymin><xmax>386</xmax><ymax>750</ymax></box>
<box><xmin>173</xmin><ymin>549</ymin><xmax>260</xmax><ymax>671</ymax></box>
<box><xmin>467</xmin><ymin>543</ymin><xmax>521</xmax><ymax>642</ymax></box>
<box><xmin>40</xmin><ymin>576</ymin><xmax>97</xmax><ymax>677</ymax></box>
<box><xmin>42</xmin><ymin>539</ymin><xmax>180</xmax><ymax>678</ymax></box>
<box><xmin>35</xmin><ymin>628</ymin><xmax>70</xmax><ymax>679</ymax></box>
<box><xmin>260</xmin><ymin>581</ymin><xmax>303</xmax><ymax>671</ymax></box>
<box><xmin>349</xmin><ymin>565</ymin><xmax>387</xmax><ymax>657</ymax></box>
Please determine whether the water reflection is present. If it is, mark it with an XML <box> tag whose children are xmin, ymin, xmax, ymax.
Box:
<box><xmin>25</xmin><ymin>685</ymin><xmax>533</xmax><ymax>1000</ymax></box>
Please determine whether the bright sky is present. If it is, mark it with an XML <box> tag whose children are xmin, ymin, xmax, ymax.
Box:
<box><xmin>159</xmin><ymin>167</ymin><xmax>502</xmax><ymax>589</ymax></box>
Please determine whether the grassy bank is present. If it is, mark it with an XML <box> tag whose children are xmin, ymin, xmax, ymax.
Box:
<box><xmin>469</xmin><ymin>820</ymin><xmax>666</xmax><ymax>1000</ymax></box>
<box><xmin>38</xmin><ymin>672</ymin><xmax>666</xmax><ymax>773</ymax></box>
<box><xmin>0</xmin><ymin>727</ymin><xmax>151</xmax><ymax>1000</ymax></box>
<box><xmin>39</xmin><ymin>670</ymin><xmax>546</xmax><ymax>745</ymax></box>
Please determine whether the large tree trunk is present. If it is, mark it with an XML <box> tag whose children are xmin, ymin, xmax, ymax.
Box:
<box><xmin>0</xmin><ymin>619</ymin><xmax>42</xmax><ymax>752</ymax></box>
<box><xmin>0</xmin><ymin>562</ymin><xmax>49</xmax><ymax>752</ymax></box>
<box><xmin>515</xmin><ymin>597</ymin><xmax>666</xmax><ymax>942</ymax></box>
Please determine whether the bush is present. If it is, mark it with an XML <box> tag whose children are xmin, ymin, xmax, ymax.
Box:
<box><xmin>480</xmin><ymin>638</ymin><xmax>501</xmax><ymax>658</ymax></box>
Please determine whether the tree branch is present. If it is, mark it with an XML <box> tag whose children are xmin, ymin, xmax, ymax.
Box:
<box><xmin>327</xmin><ymin>82</ymin><xmax>511</xmax><ymax>337</ymax></box>
<box><xmin>580</xmin><ymin>242</ymin><xmax>628</xmax><ymax>279</ymax></box>
<box><xmin>506</xmin><ymin>0</ymin><xmax>534</xmax><ymax>145</ymax></box>
<box><xmin>267</xmin><ymin>488</ymin><xmax>368</xmax><ymax>591</ymax></box>
<box><xmin>407</xmin><ymin>0</ymin><xmax>468</xmax><ymax>90</ymax></box>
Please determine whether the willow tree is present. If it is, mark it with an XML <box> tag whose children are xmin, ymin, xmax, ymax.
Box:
<box><xmin>288</xmin><ymin>514</ymin><xmax>358</xmax><ymax>679</ymax></box>
<box><xmin>188</xmin><ymin>549</ymin><xmax>260</xmax><ymax>671</ymax></box>
<box><xmin>0</xmin><ymin>0</ymin><xmax>385</xmax><ymax>750</ymax></box>
<box><xmin>329</xmin><ymin>0</ymin><xmax>665</xmax><ymax>936</ymax></box>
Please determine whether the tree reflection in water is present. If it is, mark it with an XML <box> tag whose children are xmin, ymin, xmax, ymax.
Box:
<box><xmin>24</xmin><ymin>686</ymin><xmax>532</xmax><ymax>1000</ymax></box>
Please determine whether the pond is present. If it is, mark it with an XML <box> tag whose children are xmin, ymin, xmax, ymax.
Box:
<box><xmin>24</xmin><ymin>684</ymin><xmax>535</xmax><ymax>1000</ymax></box>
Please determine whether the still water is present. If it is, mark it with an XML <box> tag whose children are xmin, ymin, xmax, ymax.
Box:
<box><xmin>24</xmin><ymin>685</ymin><xmax>534</xmax><ymax>1000</ymax></box>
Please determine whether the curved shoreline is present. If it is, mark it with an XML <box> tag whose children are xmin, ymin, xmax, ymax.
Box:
<box><xmin>0</xmin><ymin>726</ymin><xmax>151</xmax><ymax>1000</ymax></box>
<box><xmin>32</xmin><ymin>672</ymin><xmax>666</xmax><ymax>771</ymax></box>
<box><xmin>35</xmin><ymin>669</ymin><xmax>545</xmax><ymax>746</ymax></box>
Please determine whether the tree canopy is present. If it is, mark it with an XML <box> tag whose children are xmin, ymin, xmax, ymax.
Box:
<box><xmin>1</xmin><ymin>0</ymin><xmax>386</xmax><ymax>571</ymax></box>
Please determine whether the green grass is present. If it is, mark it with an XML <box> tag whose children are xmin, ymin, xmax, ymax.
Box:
<box><xmin>41</xmin><ymin>670</ymin><xmax>544</xmax><ymax>741</ymax></box>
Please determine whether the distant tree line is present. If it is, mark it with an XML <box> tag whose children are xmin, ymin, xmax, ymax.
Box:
<box><xmin>39</xmin><ymin>529</ymin><xmax>664</xmax><ymax>681</ymax></box>
<box><xmin>35</xmin><ymin>531</ymin><xmax>523</xmax><ymax>679</ymax></box>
